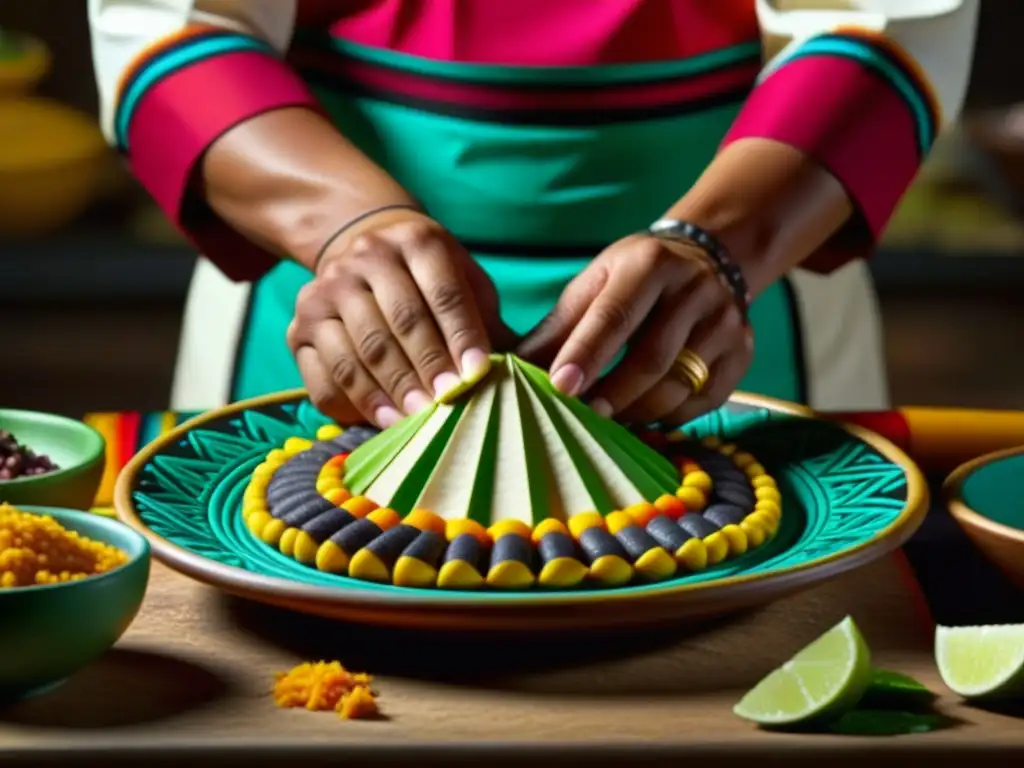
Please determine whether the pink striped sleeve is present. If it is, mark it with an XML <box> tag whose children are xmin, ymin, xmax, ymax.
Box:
<box><xmin>722</xmin><ymin>33</ymin><xmax>937</xmax><ymax>273</ymax></box>
<box><xmin>125</xmin><ymin>43</ymin><xmax>320</xmax><ymax>282</ymax></box>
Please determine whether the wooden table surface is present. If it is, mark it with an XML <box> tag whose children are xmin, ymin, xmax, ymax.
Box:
<box><xmin>3</xmin><ymin>554</ymin><xmax>1024</xmax><ymax>767</ymax></box>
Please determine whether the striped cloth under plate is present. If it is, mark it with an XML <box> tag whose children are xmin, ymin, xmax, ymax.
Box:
<box><xmin>83</xmin><ymin>411</ymin><xmax>201</xmax><ymax>517</ymax></box>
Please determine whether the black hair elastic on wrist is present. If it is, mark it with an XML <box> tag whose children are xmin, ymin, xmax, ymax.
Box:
<box><xmin>313</xmin><ymin>203</ymin><xmax>425</xmax><ymax>274</ymax></box>
<box><xmin>646</xmin><ymin>218</ymin><xmax>751</xmax><ymax>322</ymax></box>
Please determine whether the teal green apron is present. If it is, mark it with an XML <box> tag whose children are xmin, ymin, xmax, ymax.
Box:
<box><xmin>234</xmin><ymin>84</ymin><xmax>803</xmax><ymax>404</ymax></box>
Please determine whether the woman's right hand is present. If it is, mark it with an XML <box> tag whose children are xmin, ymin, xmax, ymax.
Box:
<box><xmin>287</xmin><ymin>208</ymin><xmax>515</xmax><ymax>428</ymax></box>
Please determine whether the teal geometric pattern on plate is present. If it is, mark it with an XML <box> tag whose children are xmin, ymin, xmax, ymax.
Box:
<box><xmin>130</xmin><ymin>397</ymin><xmax>910</xmax><ymax>601</ymax></box>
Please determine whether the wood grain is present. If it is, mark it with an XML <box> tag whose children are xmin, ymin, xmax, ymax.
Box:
<box><xmin>2</xmin><ymin>555</ymin><xmax>1024</xmax><ymax>765</ymax></box>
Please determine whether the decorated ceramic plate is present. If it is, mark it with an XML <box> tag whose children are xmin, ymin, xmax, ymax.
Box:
<box><xmin>115</xmin><ymin>355</ymin><xmax>927</xmax><ymax>631</ymax></box>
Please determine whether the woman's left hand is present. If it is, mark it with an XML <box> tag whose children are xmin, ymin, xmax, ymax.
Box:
<box><xmin>517</xmin><ymin>234</ymin><xmax>753</xmax><ymax>427</ymax></box>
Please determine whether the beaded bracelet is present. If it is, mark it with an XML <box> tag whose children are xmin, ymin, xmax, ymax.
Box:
<box><xmin>313</xmin><ymin>203</ymin><xmax>426</xmax><ymax>274</ymax></box>
<box><xmin>646</xmin><ymin>218</ymin><xmax>752</xmax><ymax>321</ymax></box>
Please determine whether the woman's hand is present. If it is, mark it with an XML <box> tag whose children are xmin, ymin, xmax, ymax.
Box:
<box><xmin>288</xmin><ymin>209</ymin><xmax>515</xmax><ymax>427</ymax></box>
<box><xmin>518</xmin><ymin>234</ymin><xmax>752</xmax><ymax>427</ymax></box>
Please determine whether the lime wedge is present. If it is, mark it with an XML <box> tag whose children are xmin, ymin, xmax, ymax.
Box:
<box><xmin>733</xmin><ymin>616</ymin><xmax>872</xmax><ymax>727</ymax></box>
<box><xmin>936</xmin><ymin>624</ymin><xmax>1024</xmax><ymax>700</ymax></box>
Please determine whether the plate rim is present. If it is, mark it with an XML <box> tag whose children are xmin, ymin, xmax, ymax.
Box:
<box><xmin>943</xmin><ymin>445</ymin><xmax>1024</xmax><ymax>547</ymax></box>
<box><xmin>114</xmin><ymin>388</ymin><xmax>929</xmax><ymax>611</ymax></box>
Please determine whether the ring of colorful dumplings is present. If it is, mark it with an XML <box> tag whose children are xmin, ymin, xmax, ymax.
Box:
<box><xmin>241</xmin><ymin>424</ymin><xmax>783</xmax><ymax>592</ymax></box>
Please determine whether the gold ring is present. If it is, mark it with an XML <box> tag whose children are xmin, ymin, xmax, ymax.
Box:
<box><xmin>672</xmin><ymin>349</ymin><xmax>710</xmax><ymax>395</ymax></box>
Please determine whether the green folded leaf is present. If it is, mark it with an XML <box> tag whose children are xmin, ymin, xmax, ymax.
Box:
<box><xmin>339</xmin><ymin>354</ymin><xmax>685</xmax><ymax>525</ymax></box>
<box><xmin>826</xmin><ymin>709</ymin><xmax>951</xmax><ymax>736</ymax></box>
<box><xmin>515</xmin><ymin>357</ymin><xmax>679</xmax><ymax>494</ymax></box>
<box><xmin>861</xmin><ymin>669</ymin><xmax>937</xmax><ymax>710</ymax></box>
<box><xmin>515</xmin><ymin>364</ymin><xmax>615</xmax><ymax>514</ymax></box>
<box><xmin>343</xmin><ymin>406</ymin><xmax>434</xmax><ymax>495</ymax></box>
<box><xmin>388</xmin><ymin>401</ymin><xmax>467</xmax><ymax>514</ymax></box>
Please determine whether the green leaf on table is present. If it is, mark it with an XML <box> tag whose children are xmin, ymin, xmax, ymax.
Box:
<box><xmin>826</xmin><ymin>709</ymin><xmax>952</xmax><ymax>736</ymax></box>
<box><xmin>860</xmin><ymin>669</ymin><xmax>937</xmax><ymax>710</ymax></box>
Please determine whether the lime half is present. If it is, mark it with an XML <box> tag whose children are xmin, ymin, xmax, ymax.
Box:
<box><xmin>733</xmin><ymin>616</ymin><xmax>872</xmax><ymax>727</ymax></box>
<box><xmin>936</xmin><ymin>624</ymin><xmax>1024</xmax><ymax>700</ymax></box>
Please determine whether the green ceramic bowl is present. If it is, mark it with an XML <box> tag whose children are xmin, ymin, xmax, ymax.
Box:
<box><xmin>0</xmin><ymin>410</ymin><xmax>106</xmax><ymax>510</ymax></box>
<box><xmin>944</xmin><ymin>448</ymin><xmax>1024</xmax><ymax>590</ymax></box>
<box><xmin>0</xmin><ymin>507</ymin><xmax>150</xmax><ymax>703</ymax></box>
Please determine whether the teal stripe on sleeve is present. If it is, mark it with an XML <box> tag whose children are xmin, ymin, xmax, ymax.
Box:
<box><xmin>770</xmin><ymin>35</ymin><xmax>934</xmax><ymax>154</ymax></box>
<box><xmin>116</xmin><ymin>34</ymin><xmax>274</xmax><ymax>151</ymax></box>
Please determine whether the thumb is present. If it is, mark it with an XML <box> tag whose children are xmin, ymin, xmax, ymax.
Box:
<box><xmin>515</xmin><ymin>267</ymin><xmax>607</xmax><ymax>367</ymax></box>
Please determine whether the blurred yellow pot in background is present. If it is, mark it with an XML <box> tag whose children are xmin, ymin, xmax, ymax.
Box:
<box><xmin>0</xmin><ymin>98</ymin><xmax>109</xmax><ymax>236</ymax></box>
<box><xmin>0</xmin><ymin>30</ymin><xmax>111</xmax><ymax>236</ymax></box>
<box><xmin>0</xmin><ymin>31</ymin><xmax>50</xmax><ymax>98</ymax></box>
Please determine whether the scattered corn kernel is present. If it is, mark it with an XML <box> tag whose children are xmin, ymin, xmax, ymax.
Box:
<box><xmin>273</xmin><ymin>660</ymin><xmax>379</xmax><ymax>720</ymax></box>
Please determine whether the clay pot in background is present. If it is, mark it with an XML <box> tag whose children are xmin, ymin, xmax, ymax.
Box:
<box><xmin>0</xmin><ymin>31</ymin><xmax>50</xmax><ymax>98</ymax></box>
<box><xmin>0</xmin><ymin>30</ymin><xmax>111</xmax><ymax>236</ymax></box>
<box><xmin>0</xmin><ymin>97</ymin><xmax>110</xmax><ymax>236</ymax></box>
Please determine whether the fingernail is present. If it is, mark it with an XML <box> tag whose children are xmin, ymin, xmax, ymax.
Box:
<box><xmin>374</xmin><ymin>405</ymin><xmax>403</xmax><ymax>428</ymax></box>
<box><xmin>432</xmin><ymin>372</ymin><xmax>462</xmax><ymax>399</ymax></box>
<box><xmin>590</xmin><ymin>398</ymin><xmax>613</xmax><ymax>418</ymax></box>
<box><xmin>460</xmin><ymin>348</ymin><xmax>490</xmax><ymax>379</ymax></box>
<box><xmin>550</xmin><ymin>364</ymin><xmax>584</xmax><ymax>397</ymax></box>
<box><xmin>403</xmin><ymin>389</ymin><xmax>434</xmax><ymax>414</ymax></box>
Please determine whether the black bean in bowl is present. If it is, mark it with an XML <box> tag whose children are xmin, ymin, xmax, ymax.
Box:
<box><xmin>0</xmin><ymin>430</ymin><xmax>59</xmax><ymax>480</ymax></box>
